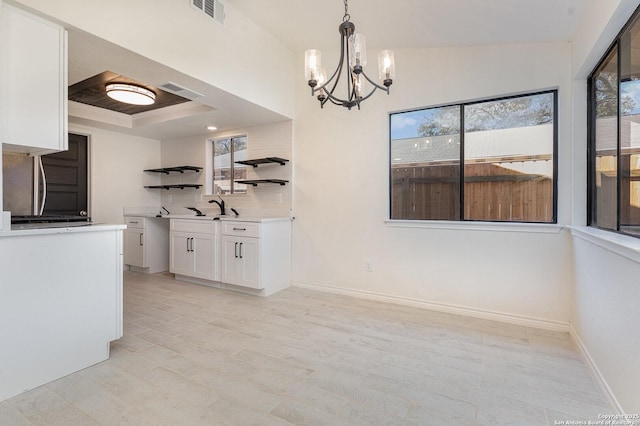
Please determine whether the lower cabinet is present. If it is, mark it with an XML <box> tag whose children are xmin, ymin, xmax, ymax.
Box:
<box><xmin>123</xmin><ymin>216</ymin><xmax>169</xmax><ymax>274</ymax></box>
<box><xmin>169</xmin><ymin>218</ymin><xmax>291</xmax><ymax>296</ymax></box>
<box><xmin>170</xmin><ymin>219</ymin><xmax>216</xmax><ymax>281</ymax></box>
<box><xmin>221</xmin><ymin>235</ymin><xmax>260</xmax><ymax>289</ymax></box>
<box><xmin>123</xmin><ymin>227</ymin><xmax>144</xmax><ymax>267</ymax></box>
<box><xmin>220</xmin><ymin>220</ymin><xmax>291</xmax><ymax>296</ymax></box>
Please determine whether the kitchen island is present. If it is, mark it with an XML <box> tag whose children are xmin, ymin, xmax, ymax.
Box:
<box><xmin>0</xmin><ymin>221</ymin><xmax>125</xmax><ymax>402</ymax></box>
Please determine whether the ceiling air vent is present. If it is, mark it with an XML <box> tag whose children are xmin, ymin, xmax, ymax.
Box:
<box><xmin>158</xmin><ymin>82</ymin><xmax>204</xmax><ymax>100</ymax></box>
<box><xmin>191</xmin><ymin>0</ymin><xmax>225</xmax><ymax>25</ymax></box>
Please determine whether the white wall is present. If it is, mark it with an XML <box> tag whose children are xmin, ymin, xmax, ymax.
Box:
<box><xmin>292</xmin><ymin>42</ymin><xmax>574</xmax><ymax>327</ymax></box>
<box><xmin>69</xmin><ymin>124</ymin><xmax>162</xmax><ymax>224</ymax></box>
<box><xmin>570</xmin><ymin>231</ymin><xmax>640</xmax><ymax>413</ymax></box>
<box><xmin>10</xmin><ymin>0</ymin><xmax>295</xmax><ymax>118</ymax></box>
<box><xmin>160</xmin><ymin>120</ymin><xmax>293</xmax><ymax>217</ymax></box>
<box><xmin>569</xmin><ymin>0</ymin><xmax>640</xmax><ymax>414</ymax></box>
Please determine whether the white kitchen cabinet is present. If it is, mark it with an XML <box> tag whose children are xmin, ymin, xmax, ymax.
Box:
<box><xmin>123</xmin><ymin>216</ymin><xmax>169</xmax><ymax>274</ymax></box>
<box><xmin>220</xmin><ymin>220</ymin><xmax>291</xmax><ymax>295</ymax></box>
<box><xmin>1</xmin><ymin>3</ymin><xmax>68</xmax><ymax>154</ymax></box>
<box><xmin>124</xmin><ymin>227</ymin><xmax>144</xmax><ymax>267</ymax></box>
<box><xmin>170</xmin><ymin>219</ymin><xmax>216</xmax><ymax>281</ymax></box>
<box><xmin>221</xmin><ymin>234</ymin><xmax>260</xmax><ymax>289</ymax></box>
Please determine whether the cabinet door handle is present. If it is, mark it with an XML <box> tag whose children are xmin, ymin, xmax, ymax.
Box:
<box><xmin>187</xmin><ymin>238</ymin><xmax>191</xmax><ymax>252</ymax></box>
<box><xmin>239</xmin><ymin>242</ymin><xmax>243</xmax><ymax>259</ymax></box>
<box><xmin>190</xmin><ymin>238</ymin><xmax>194</xmax><ymax>253</ymax></box>
<box><xmin>234</xmin><ymin>242</ymin><xmax>238</xmax><ymax>258</ymax></box>
<box><xmin>139</xmin><ymin>233</ymin><xmax>144</xmax><ymax>246</ymax></box>
<box><xmin>233</xmin><ymin>227</ymin><xmax>246</xmax><ymax>231</ymax></box>
<box><xmin>130</xmin><ymin>221</ymin><xmax>138</xmax><ymax>224</ymax></box>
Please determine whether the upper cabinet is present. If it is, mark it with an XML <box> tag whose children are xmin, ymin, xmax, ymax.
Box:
<box><xmin>1</xmin><ymin>3</ymin><xmax>68</xmax><ymax>154</ymax></box>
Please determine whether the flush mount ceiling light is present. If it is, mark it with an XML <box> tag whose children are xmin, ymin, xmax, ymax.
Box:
<box><xmin>105</xmin><ymin>83</ymin><xmax>156</xmax><ymax>105</ymax></box>
<box><xmin>305</xmin><ymin>0</ymin><xmax>395</xmax><ymax>110</ymax></box>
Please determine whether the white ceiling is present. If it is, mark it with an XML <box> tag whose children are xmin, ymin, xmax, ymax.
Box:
<box><xmin>68</xmin><ymin>0</ymin><xmax>590</xmax><ymax>140</ymax></box>
<box><xmin>224</xmin><ymin>0</ymin><xmax>589</xmax><ymax>52</ymax></box>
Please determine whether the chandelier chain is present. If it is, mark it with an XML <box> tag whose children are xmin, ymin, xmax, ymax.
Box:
<box><xmin>343</xmin><ymin>0</ymin><xmax>350</xmax><ymax>22</ymax></box>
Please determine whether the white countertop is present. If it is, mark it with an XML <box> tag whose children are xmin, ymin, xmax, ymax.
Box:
<box><xmin>0</xmin><ymin>223</ymin><xmax>126</xmax><ymax>237</ymax></box>
<box><xmin>125</xmin><ymin>214</ymin><xmax>292</xmax><ymax>223</ymax></box>
<box><xmin>220</xmin><ymin>216</ymin><xmax>292</xmax><ymax>223</ymax></box>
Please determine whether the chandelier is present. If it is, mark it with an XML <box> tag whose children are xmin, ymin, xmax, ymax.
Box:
<box><xmin>304</xmin><ymin>0</ymin><xmax>395</xmax><ymax>110</ymax></box>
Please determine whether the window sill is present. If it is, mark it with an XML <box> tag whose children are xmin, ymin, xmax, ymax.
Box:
<box><xmin>384</xmin><ymin>219</ymin><xmax>564</xmax><ymax>234</ymax></box>
<box><xmin>207</xmin><ymin>193</ymin><xmax>249</xmax><ymax>198</ymax></box>
<box><xmin>568</xmin><ymin>226</ymin><xmax>640</xmax><ymax>264</ymax></box>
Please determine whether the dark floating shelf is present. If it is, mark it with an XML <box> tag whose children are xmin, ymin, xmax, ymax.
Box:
<box><xmin>144</xmin><ymin>184</ymin><xmax>202</xmax><ymax>190</ymax></box>
<box><xmin>235</xmin><ymin>157</ymin><xmax>289</xmax><ymax>167</ymax></box>
<box><xmin>144</xmin><ymin>166</ymin><xmax>202</xmax><ymax>174</ymax></box>
<box><xmin>236</xmin><ymin>179</ymin><xmax>288</xmax><ymax>187</ymax></box>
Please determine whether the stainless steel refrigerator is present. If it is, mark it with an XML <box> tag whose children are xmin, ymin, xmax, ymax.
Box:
<box><xmin>2</xmin><ymin>152</ymin><xmax>40</xmax><ymax>216</ymax></box>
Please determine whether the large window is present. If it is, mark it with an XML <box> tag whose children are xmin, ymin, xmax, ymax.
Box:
<box><xmin>589</xmin><ymin>8</ymin><xmax>640</xmax><ymax>237</ymax></box>
<box><xmin>212</xmin><ymin>135</ymin><xmax>248</xmax><ymax>195</ymax></box>
<box><xmin>390</xmin><ymin>91</ymin><xmax>557</xmax><ymax>223</ymax></box>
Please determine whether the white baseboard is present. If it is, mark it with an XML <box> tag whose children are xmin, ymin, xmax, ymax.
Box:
<box><xmin>569</xmin><ymin>323</ymin><xmax>624</xmax><ymax>414</ymax></box>
<box><xmin>292</xmin><ymin>281</ymin><xmax>569</xmax><ymax>332</ymax></box>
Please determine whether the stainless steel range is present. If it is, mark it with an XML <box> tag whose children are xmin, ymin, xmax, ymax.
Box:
<box><xmin>10</xmin><ymin>215</ymin><xmax>92</xmax><ymax>230</ymax></box>
<box><xmin>11</xmin><ymin>215</ymin><xmax>91</xmax><ymax>225</ymax></box>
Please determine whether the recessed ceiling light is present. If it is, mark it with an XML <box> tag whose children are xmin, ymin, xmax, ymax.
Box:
<box><xmin>207</xmin><ymin>126</ymin><xmax>218</xmax><ymax>131</ymax></box>
<box><xmin>105</xmin><ymin>83</ymin><xmax>156</xmax><ymax>105</ymax></box>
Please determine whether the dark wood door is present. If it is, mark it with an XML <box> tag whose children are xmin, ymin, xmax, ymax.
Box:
<box><xmin>41</xmin><ymin>133</ymin><xmax>88</xmax><ymax>216</ymax></box>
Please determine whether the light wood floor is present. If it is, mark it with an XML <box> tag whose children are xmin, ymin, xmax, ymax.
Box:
<box><xmin>1</xmin><ymin>272</ymin><xmax>612</xmax><ymax>425</ymax></box>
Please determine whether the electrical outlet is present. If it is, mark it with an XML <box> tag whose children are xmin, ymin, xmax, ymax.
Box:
<box><xmin>196</xmin><ymin>194</ymin><xmax>203</xmax><ymax>202</ymax></box>
<box><xmin>275</xmin><ymin>192</ymin><xmax>283</xmax><ymax>204</ymax></box>
<box><xmin>364</xmin><ymin>260</ymin><xmax>373</xmax><ymax>272</ymax></box>
<box><xmin>167</xmin><ymin>194</ymin><xmax>173</xmax><ymax>203</ymax></box>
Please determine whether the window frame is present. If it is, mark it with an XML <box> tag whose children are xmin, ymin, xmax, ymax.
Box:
<box><xmin>587</xmin><ymin>3</ymin><xmax>640</xmax><ymax>239</ymax></box>
<box><xmin>388</xmin><ymin>89</ymin><xmax>559</xmax><ymax>224</ymax></box>
<box><xmin>211</xmin><ymin>134</ymin><xmax>248</xmax><ymax>195</ymax></box>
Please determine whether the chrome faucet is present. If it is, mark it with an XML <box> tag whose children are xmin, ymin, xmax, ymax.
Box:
<box><xmin>208</xmin><ymin>196</ymin><xmax>226</xmax><ymax>215</ymax></box>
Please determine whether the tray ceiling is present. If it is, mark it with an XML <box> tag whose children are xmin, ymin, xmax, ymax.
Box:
<box><xmin>68</xmin><ymin>71</ymin><xmax>190</xmax><ymax>115</ymax></box>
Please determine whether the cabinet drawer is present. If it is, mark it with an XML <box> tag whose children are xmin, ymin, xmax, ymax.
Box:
<box><xmin>222</xmin><ymin>221</ymin><xmax>260</xmax><ymax>238</ymax></box>
<box><xmin>125</xmin><ymin>216</ymin><xmax>145</xmax><ymax>229</ymax></box>
<box><xmin>171</xmin><ymin>219</ymin><xmax>215</xmax><ymax>234</ymax></box>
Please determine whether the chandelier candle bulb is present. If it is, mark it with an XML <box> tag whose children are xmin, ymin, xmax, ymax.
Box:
<box><xmin>349</xmin><ymin>33</ymin><xmax>367</xmax><ymax>69</ymax></box>
<box><xmin>305</xmin><ymin>49</ymin><xmax>322</xmax><ymax>85</ymax></box>
<box><xmin>355</xmin><ymin>74</ymin><xmax>366</xmax><ymax>98</ymax></box>
<box><xmin>316</xmin><ymin>69</ymin><xmax>328</xmax><ymax>101</ymax></box>
<box><xmin>378</xmin><ymin>50</ymin><xmax>395</xmax><ymax>86</ymax></box>
<box><xmin>316</xmin><ymin>69</ymin><xmax>327</xmax><ymax>87</ymax></box>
